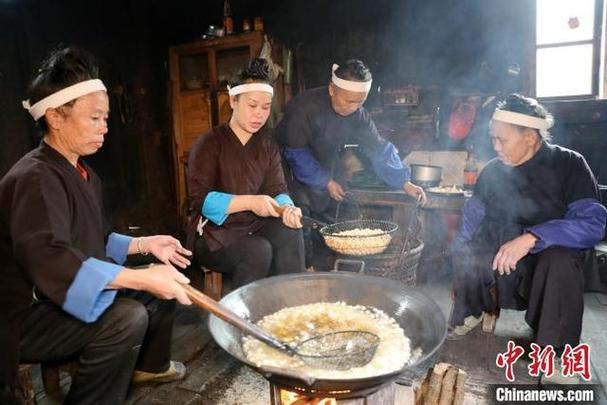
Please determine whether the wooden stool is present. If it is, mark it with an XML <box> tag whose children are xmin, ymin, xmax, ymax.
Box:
<box><xmin>202</xmin><ymin>267</ymin><xmax>223</xmax><ymax>301</ymax></box>
<box><xmin>482</xmin><ymin>284</ymin><xmax>500</xmax><ymax>333</ymax></box>
<box><xmin>17</xmin><ymin>364</ymin><xmax>35</xmax><ymax>405</ymax></box>
<box><xmin>17</xmin><ymin>362</ymin><xmax>74</xmax><ymax>404</ymax></box>
<box><xmin>40</xmin><ymin>361</ymin><xmax>78</xmax><ymax>397</ymax></box>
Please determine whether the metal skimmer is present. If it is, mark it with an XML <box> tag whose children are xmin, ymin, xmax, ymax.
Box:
<box><xmin>182</xmin><ymin>284</ymin><xmax>380</xmax><ymax>370</ymax></box>
<box><xmin>295</xmin><ymin>330</ymin><xmax>380</xmax><ymax>370</ymax></box>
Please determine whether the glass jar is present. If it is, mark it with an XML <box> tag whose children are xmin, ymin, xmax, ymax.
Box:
<box><xmin>253</xmin><ymin>16</ymin><xmax>264</xmax><ymax>31</ymax></box>
<box><xmin>243</xmin><ymin>18</ymin><xmax>252</xmax><ymax>32</ymax></box>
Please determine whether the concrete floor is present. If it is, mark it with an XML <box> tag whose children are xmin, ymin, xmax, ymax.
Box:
<box><xmin>35</xmin><ymin>263</ymin><xmax>607</xmax><ymax>404</ymax></box>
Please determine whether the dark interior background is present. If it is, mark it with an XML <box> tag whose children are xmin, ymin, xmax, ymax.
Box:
<box><xmin>1</xmin><ymin>0</ymin><xmax>606</xmax><ymax>234</ymax></box>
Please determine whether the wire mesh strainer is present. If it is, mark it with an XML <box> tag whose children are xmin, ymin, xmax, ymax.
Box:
<box><xmin>320</xmin><ymin>219</ymin><xmax>399</xmax><ymax>256</ymax></box>
<box><xmin>295</xmin><ymin>330</ymin><xmax>380</xmax><ymax>370</ymax></box>
<box><xmin>182</xmin><ymin>284</ymin><xmax>380</xmax><ymax>370</ymax></box>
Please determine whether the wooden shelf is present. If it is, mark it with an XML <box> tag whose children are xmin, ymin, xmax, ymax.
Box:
<box><xmin>168</xmin><ymin>32</ymin><xmax>287</xmax><ymax>221</ymax></box>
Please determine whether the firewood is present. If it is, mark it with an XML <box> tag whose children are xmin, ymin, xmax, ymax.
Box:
<box><xmin>423</xmin><ymin>362</ymin><xmax>451</xmax><ymax>405</ymax></box>
<box><xmin>414</xmin><ymin>378</ymin><xmax>427</xmax><ymax>405</ymax></box>
<box><xmin>453</xmin><ymin>369</ymin><xmax>467</xmax><ymax>405</ymax></box>
<box><xmin>438</xmin><ymin>366</ymin><xmax>458</xmax><ymax>405</ymax></box>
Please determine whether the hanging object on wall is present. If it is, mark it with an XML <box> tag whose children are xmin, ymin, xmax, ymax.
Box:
<box><xmin>568</xmin><ymin>16</ymin><xmax>580</xmax><ymax>29</ymax></box>
<box><xmin>447</xmin><ymin>100</ymin><xmax>476</xmax><ymax>141</ymax></box>
<box><xmin>258</xmin><ymin>35</ymin><xmax>283</xmax><ymax>82</ymax></box>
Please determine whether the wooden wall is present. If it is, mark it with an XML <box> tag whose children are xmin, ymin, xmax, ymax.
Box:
<box><xmin>1</xmin><ymin>0</ymin><xmax>606</xmax><ymax>234</ymax></box>
<box><xmin>0</xmin><ymin>0</ymin><xmax>177</xmax><ymax>232</ymax></box>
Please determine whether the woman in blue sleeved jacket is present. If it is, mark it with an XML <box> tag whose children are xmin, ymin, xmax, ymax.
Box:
<box><xmin>450</xmin><ymin>94</ymin><xmax>606</xmax><ymax>385</ymax></box>
<box><xmin>0</xmin><ymin>47</ymin><xmax>193</xmax><ymax>404</ymax></box>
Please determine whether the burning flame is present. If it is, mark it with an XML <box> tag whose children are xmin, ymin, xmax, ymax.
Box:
<box><xmin>280</xmin><ymin>388</ymin><xmax>337</xmax><ymax>405</ymax></box>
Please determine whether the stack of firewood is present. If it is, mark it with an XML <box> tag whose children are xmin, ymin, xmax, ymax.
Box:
<box><xmin>414</xmin><ymin>363</ymin><xmax>467</xmax><ymax>405</ymax></box>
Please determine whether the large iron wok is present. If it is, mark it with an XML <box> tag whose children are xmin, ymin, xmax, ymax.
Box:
<box><xmin>208</xmin><ymin>271</ymin><xmax>447</xmax><ymax>398</ymax></box>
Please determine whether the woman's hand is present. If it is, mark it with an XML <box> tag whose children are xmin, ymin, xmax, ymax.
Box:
<box><xmin>492</xmin><ymin>233</ymin><xmax>538</xmax><ymax>275</ymax></box>
<box><xmin>280</xmin><ymin>205</ymin><xmax>303</xmax><ymax>229</ymax></box>
<box><xmin>141</xmin><ymin>235</ymin><xmax>192</xmax><ymax>269</ymax></box>
<box><xmin>327</xmin><ymin>179</ymin><xmax>346</xmax><ymax>201</ymax></box>
<box><xmin>403</xmin><ymin>181</ymin><xmax>427</xmax><ymax>205</ymax></box>
<box><xmin>141</xmin><ymin>264</ymin><xmax>192</xmax><ymax>305</ymax></box>
<box><xmin>248</xmin><ymin>195</ymin><xmax>281</xmax><ymax>217</ymax></box>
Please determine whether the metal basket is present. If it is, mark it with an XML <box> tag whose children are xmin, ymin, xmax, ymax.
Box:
<box><xmin>336</xmin><ymin>200</ymin><xmax>424</xmax><ymax>287</ymax></box>
<box><xmin>320</xmin><ymin>219</ymin><xmax>399</xmax><ymax>256</ymax></box>
<box><xmin>338</xmin><ymin>235</ymin><xmax>424</xmax><ymax>287</ymax></box>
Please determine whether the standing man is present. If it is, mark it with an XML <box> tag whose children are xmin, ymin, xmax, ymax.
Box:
<box><xmin>274</xmin><ymin>59</ymin><xmax>425</xmax><ymax>266</ymax></box>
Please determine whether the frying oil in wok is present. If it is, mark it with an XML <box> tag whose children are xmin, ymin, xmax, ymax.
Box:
<box><xmin>242</xmin><ymin>302</ymin><xmax>416</xmax><ymax>379</ymax></box>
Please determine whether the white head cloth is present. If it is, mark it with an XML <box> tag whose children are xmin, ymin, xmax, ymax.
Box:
<box><xmin>22</xmin><ymin>79</ymin><xmax>107</xmax><ymax>121</ymax></box>
<box><xmin>331</xmin><ymin>64</ymin><xmax>372</xmax><ymax>93</ymax></box>
<box><xmin>227</xmin><ymin>83</ymin><xmax>274</xmax><ymax>97</ymax></box>
<box><xmin>492</xmin><ymin>109</ymin><xmax>553</xmax><ymax>131</ymax></box>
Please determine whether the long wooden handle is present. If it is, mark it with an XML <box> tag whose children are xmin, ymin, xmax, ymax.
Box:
<box><xmin>181</xmin><ymin>284</ymin><xmax>294</xmax><ymax>354</ymax></box>
<box><xmin>275</xmin><ymin>205</ymin><xmax>327</xmax><ymax>228</ymax></box>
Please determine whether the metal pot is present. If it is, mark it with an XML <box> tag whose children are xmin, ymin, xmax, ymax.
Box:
<box><xmin>410</xmin><ymin>164</ymin><xmax>443</xmax><ymax>188</ymax></box>
<box><xmin>208</xmin><ymin>272</ymin><xmax>447</xmax><ymax>398</ymax></box>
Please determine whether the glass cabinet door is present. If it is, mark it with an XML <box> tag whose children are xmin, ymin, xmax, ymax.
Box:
<box><xmin>179</xmin><ymin>53</ymin><xmax>210</xmax><ymax>91</ymax></box>
<box><xmin>216</xmin><ymin>46</ymin><xmax>251</xmax><ymax>86</ymax></box>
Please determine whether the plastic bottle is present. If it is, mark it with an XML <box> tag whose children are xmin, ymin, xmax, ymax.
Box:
<box><xmin>223</xmin><ymin>0</ymin><xmax>234</xmax><ymax>35</ymax></box>
<box><xmin>463</xmin><ymin>147</ymin><xmax>478</xmax><ymax>191</ymax></box>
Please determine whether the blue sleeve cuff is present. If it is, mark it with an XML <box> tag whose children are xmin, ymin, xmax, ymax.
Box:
<box><xmin>202</xmin><ymin>191</ymin><xmax>234</xmax><ymax>225</ymax></box>
<box><xmin>283</xmin><ymin>148</ymin><xmax>331</xmax><ymax>190</ymax></box>
<box><xmin>105</xmin><ymin>232</ymin><xmax>133</xmax><ymax>264</ymax></box>
<box><xmin>452</xmin><ymin>196</ymin><xmax>486</xmax><ymax>251</ymax></box>
<box><xmin>62</xmin><ymin>258</ymin><xmax>122</xmax><ymax>323</ymax></box>
<box><xmin>367</xmin><ymin>143</ymin><xmax>410</xmax><ymax>190</ymax></box>
<box><xmin>274</xmin><ymin>193</ymin><xmax>294</xmax><ymax>206</ymax></box>
<box><xmin>526</xmin><ymin>229</ymin><xmax>545</xmax><ymax>254</ymax></box>
<box><xmin>526</xmin><ymin>198</ymin><xmax>607</xmax><ymax>253</ymax></box>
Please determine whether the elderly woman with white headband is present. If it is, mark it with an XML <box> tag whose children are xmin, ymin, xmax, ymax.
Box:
<box><xmin>0</xmin><ymin>47</ymin><xmax>194</xmax><ymax>405</ymax></box>
<box><xmin>449</xmin><ymin>94</ymin><xmax>606</xmax><ymax>384</ymax></box>
<box><xmin>274</xmin><ymin>59</ymin><xmax>425</xmax><ymax>268</ymax></box>
<box><xmin>186</xmin><ymin>58</ymin><xmax>305</xmax><ymax>288</ymax></box>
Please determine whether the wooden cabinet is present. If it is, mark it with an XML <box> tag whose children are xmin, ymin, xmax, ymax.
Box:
<box><xmin>168</xmin><ymin>31</ymin><xmax>286</xmax><ymax>217</ymax></box>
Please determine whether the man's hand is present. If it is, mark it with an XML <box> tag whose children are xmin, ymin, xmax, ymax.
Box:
<box><xmin>142</xmin><ymin>235</ymin><xmax>192</xmax><ymax>269</ymax></box>
<box><xmin>327</xmin><ymin>179</ymin><xmax>346</xmax><ymax>201</ymax></box>
<box><xmin>280</xmin><ymin>205</ymin><xmax>303</xmax><ymax>229</ymax></box>
<box><xmin>492</xmin><ymin>233</ymin><xmax>538</xmax><ymax>275</ymax></box>
<box><xmin>248</xmin><ymin>195</ymin><xmax>281</xmax><ymax>217</ymax></box>
<box><xmin>403</xmin><ymin>181</ymin><xmax>427</xmax><ymax>205</ymax></box>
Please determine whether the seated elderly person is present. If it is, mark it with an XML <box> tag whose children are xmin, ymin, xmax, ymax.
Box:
<box><xmin>449</xmin><ymin>94</ymin><xmax>606</xmax><ymax>384</ymax></box>
<box><xmin>0</xmin><ymin>47</ymin><xmax>192</xmax><ymax>405</ymax></box>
